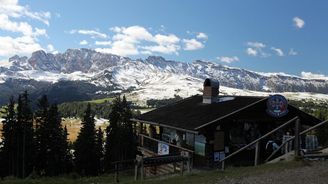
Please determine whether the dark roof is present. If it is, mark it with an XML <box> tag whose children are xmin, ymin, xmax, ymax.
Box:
<box><xmin>133</xmin><ymin>95</ymin><xmax>266</xmax><ymax>132</ymax></box>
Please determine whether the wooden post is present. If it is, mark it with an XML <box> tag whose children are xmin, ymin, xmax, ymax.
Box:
<box><xmin>187</xmin><ymin>155</ymin><xmax>191</xmax><ymax>173</ymax></box>
<box><xmin>221</xmin><ymin>160</ymin><xmax>225</xmax><ymax>171</ymax></box>
<box><xmin>294</xmin><ymin>118</ymin><xmax>300</xmax><ymax>158</ymax></box>
<box><xmin>254</xmin><ymin>141</ymin><xmax>260</xmax><ymax>166</ymax></box>
<box><xmin>180</xmin><ymin>161</ymin><xmax>184</xmax><ymax>176</ymax></box>
<box><xmin>140</xmin><ymin>157</ymin><xmax>144</xmax><ymax>181</ymax></box>
<box><xmin>114</xmin><ymin>163</ymin><xmax>119</xmax><ymax>183</ymax></box>
<box><xmin>134</xmin><ymin>160</ymin><xmax>139</xmax><ymax>181</ymax></box>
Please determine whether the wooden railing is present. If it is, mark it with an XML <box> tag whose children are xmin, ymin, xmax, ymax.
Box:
<box><xmin>265</xmin><ymin>119</ymin><xmax>328</xmax><ymax>162</ymax></box>
<box><xmin>138</xmin><ymin>134</ymin><xmax>194</xmax><ymax>155</ymax></box>
<box><xmin>219</xmin><ymin>116</ymin><xmax>299</xmax><ymax>170</ymax></box>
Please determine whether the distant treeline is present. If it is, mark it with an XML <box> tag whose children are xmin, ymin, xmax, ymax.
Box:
<box><xmin>146</xmin><ymin>95</ymin><xmax>183</xmax><ymax>108</ymax></box>
<box><xmin>0</xmin><ymin>92</ymin><xmax>137</xmax><ymax>178</ymax></box>
<box><xmin>58</xmin><ymin>101</ymin><xmax>141</xmax><ymax>119</ymax></box>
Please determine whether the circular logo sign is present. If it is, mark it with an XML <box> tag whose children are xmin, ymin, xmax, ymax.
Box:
<box><xmin>266</xmin><ymin>94</ymin><xmax>288</xmax><ymax>118</ymax></box>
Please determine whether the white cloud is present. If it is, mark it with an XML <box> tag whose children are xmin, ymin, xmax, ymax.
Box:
<box><xmin>0</xmin><ymin>0</ymin><xmax>51</xmax><ymax>25</ymax></box>
<box><xmin>47</xmin><ymin>44</ymin><xmax>58</xmax><ymax>54</ymax></box>
<box><xmin>0</xmin><ymin>0</ymin><xmax>51</xmax><ymax>57</ymax></box>
<box><xmin>271</xmin><ymin>47</ymin><xmax>284</xmax><ymax>56</ymax></box>
<box><xmin>247</xmin><ymin>42</ymin><xmax>266</xmax><ymax>48</ymax></box>
<box><xmin>79</xmin><ymin>40</ymin><xmax>88</xmax><ymax>45</ymax></box>
<box><xmin>96</xmin><ymin>25</ymin><xmax>202</xmax><ymax>56</ymax></box>
<box><xmin>95</xmin><ymin>41</ymin><xmax>112</xmax><ymax>46</ymax></box>
<box><xmin>0</xmin><ymin>36</ymin><xmax>43</xmax><ymax>56</ymax></box>
<box><xmin>301</xmin><ymin>72</ymin><xmax>328</xmax><ymax>80</ymax></box>
<box><xmin>246</xmin><ymin>48</ymin><xmax>258</xmax><ymax>56</ymax></box>
<box><xmin>246</xmin><ymin>41</ymin><xmax>270</xmax><ymax>57</ymax></box>
<box><xmin>293</xmin><ymin>17</ymin><xmax>305</xmax><ymax>29</ymax></box>
<box><xmin>183</xmin><ymin>39</ymin><xmax>204</xmax><ymax>51</ymax></box>
<box><xmin>70</xmin><ymin>29</ymin><xmax>107</xmax><ymax>39</ymax></box>
<box><xmin>217</xmin><ymin>56</ymin><xmax>239</xmax><ymax>63</ymax></box>
<box><xmin>289</xmin><ymin>48</ymin><xmax>298</xmax><ymax>56</ymax></box>
<box><xmin>94</xmin><ymin>25</ymin><xmax>207</xmax><ymax>56</ymax></box>
<box><xmin>144</xmin><ymin>34</ymin><xmax>180</xmax><ymax>54</ymax></box>
<box><xmin>196</xmin><ymin>32</ymin><xmax>208</xmax><ymax>40</ymax></box>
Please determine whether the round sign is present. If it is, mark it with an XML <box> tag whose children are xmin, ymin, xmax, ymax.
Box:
<box><xmin>266</xmin><ymin>94</ymin><xmax>288</xmax><ymax>118</ymax></box>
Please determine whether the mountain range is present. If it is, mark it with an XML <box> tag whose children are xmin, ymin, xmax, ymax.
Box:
<box><xmin>0</xmin><ymin>48</ymin><xmax>328</xmax><ymax>105</ymax></box>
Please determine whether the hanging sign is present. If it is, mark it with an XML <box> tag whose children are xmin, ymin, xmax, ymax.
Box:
<box><xmin>158</xmin><ymin>142</ymin><xmax>169</xmax><ymax>155</ymax></box>
<box><xmin>266</xmin><ymin>94</ymin><xmax>289</xmax><ymax>118</ymax></box>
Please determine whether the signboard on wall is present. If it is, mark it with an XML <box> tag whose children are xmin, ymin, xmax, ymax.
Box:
<box><xmin>214</xmin><ymin>151</ymin><xmax>225</xmax><ymax>162</ymax></box>
<box><xmin>158</xmin><ymin>142</ymin><xmax>169</xmax><ymax>155</ymax></box>
<box><xmin>266</xmin><ymin>94</ymin><xmax>289</xmax><ymax>118</ymax></box>
<box><xmin>195</xmin><ymin>134</ymin><xmax>206</xmax><ymax>156</ymax></box>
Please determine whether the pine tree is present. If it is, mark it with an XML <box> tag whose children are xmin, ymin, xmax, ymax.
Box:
<box><xmin>62</xmin><ymin>126</ymin><xmax>73</xmax><ymax>174</ymax></box>
<box><xmin>46</xmin><ymin>104</ymin><xmax>68</xmax><ymax>176</ymax></box>
<box><xmin>95</xmin><ymin>127</ymin><xmax>104</xmax><ymax>174</ymax></box>
<box><xmin>35</xmin><ymin>95</ymin><xmax>72</xmax><ymax>176</ymax></box>
<box><xmin>34</xmin><ymin>95</ymin><xmax>49</xmax><ymax>175</ymax></box>
<box><xmin>1</xmin><ymin>96</ymin><xmax>16</xmax><ymax>176</ymax></box>
<box><xmin>104</xmin><ymin>97</ymin><xmax>121</xmax><ymax>170</ymax></box>
<box><xmin>16</xmin><ymin>91</ymin><xmax>35</xmax><ymax>178</ymax></box>
<box><xmin>104</xmin><ymin>96</ymin><xmax>137</xmax><ymax>171</ymax></box>
<box><xmin>74</xmin><ymin>103</ymin><xmax>97</xmax><ymax>176</ymax></box>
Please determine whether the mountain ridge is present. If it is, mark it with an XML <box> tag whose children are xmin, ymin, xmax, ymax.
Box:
<box><xmin>0</xmin><ymin>48</ymin><xmax>327</xmax><ymax>105</ymax></box>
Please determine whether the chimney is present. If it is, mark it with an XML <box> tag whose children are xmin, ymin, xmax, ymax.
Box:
<box><xmin>203</xmin><ymin>78</ymin><xmax>219</xmax><ymax>104</ymax></box>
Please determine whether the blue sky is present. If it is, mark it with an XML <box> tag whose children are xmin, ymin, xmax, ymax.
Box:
<box><xmin>1</xmin><ymin>0</ymin><xmax>328</xmax><ymax>79</ymax></box>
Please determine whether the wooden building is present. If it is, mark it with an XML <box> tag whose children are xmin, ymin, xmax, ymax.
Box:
<box><xmin>131</xmin><ymin>78</ymin><xmax>320</xmax><ymax>168</ymax></box>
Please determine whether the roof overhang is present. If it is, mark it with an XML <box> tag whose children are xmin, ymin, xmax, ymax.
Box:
<box><xmin>131</xmin><ymin>118</ymin><xmax>199</xmax><ymax>134</ymax></box>
<box><xmin>194</xmin><ymin>97</ymin><xmax>269</xmax><ymax>130</ymax></box>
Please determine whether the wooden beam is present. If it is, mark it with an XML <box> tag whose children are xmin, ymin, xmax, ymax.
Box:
<box><xmin>195</xmin><ymin>97</ymin><xmax>268</xmax><ymax>130</ymax></box>
<box><xmin>265</xmin><ymin>119</ymin><xmax>328</xmax><ymax>162</ymax></box>
<box><xmin>139</xmin><ymin>134</ymin><xmax>194</xmax><ymax>153</ymax></box>
<box><xmin>254</xmin><ymin>141</ymin><xmax>260</xmax><ymax>166</ymax></box>
<box><xmin>294</xmin><ymin>118</ymin><xmax>300</xmax><ymax>157</ymax></box>
<box><xmin>219</xmin><ymin>116</ymin><xmax>298</xmax><ymax>166</ymax></box>
<box><xmin>131</xmin><ymin>119</ymin><xmax>199</xmax><ymax>134</ymax></box>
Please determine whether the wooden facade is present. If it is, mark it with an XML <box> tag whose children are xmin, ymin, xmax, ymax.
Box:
<box><xmin>131</xmin><ymin>79</ymin><xmax>321</xmax><ymax>168</ymax></box>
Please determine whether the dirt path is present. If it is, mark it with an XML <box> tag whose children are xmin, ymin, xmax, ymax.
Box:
<box><xmin>216</xmin><ymin>161</ymin><xmax>328</xmax><ymax>184</ymax></box>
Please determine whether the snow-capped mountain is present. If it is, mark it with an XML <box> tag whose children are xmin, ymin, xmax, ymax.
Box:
<box><xmin>0</xmin><ymin>49</ymin><xmax>328</xmax><ymax>105</ymax></box>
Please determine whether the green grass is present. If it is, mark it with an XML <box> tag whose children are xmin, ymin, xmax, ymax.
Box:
<box><xmin>85</xmin><ymin>97</ymin><xmax>115</xmax><ymax>104</ymax></box>
<box><xmin>0</xmin><ymin>161</ymin><xmax>307</xmax><ymax>184</ymax></box>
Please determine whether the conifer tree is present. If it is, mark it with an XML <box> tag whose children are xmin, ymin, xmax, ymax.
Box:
<box><xmin>74</xmin><ymin>103</ymin><xmax>97</xmax><ymax>176</ymax></box>
<box><xmin>104</xmin><ymin>96</ymin><xmax>137</xmax><ymax>171</ymax></box>
<box><xmin>95</xmin><ymin>127</ymin><xmax>104</xmax><ymax>174</ymax></box>
<box><xmin>16</xmin><ymin>91</ymin><xmax>35</xmax><ymax>178</ymax></box>
<box><xmin>1</xmin><ymin>96</ymin><xmax>16</xmax><ymax>176</ymax></box>
<box><xmin>34</xmin><ymin>95</ymin><xmax>71</xmax><ymax>176</ymax></box>
<box><xmin>34</xmin><ymin>95</ymin><xmax>49</xmax><ymax>175</ymax></box>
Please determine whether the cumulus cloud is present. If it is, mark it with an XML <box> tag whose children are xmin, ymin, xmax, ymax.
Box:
<box><xmin>246</xmin><ymin>48</ymin><xmax>258</xmax><ymax>56</ymax></box>
<box><xmin>288</xmin><ymin>48</ymin><xmax>298</xmax><ymax>56</ymax></box>
<box><xmin>79</xmin><ymin>40</ymin><xmax>88</xmax><ymax>45</ymax></box>
<box><xmin>183</xmin><ymin>39</ymin><xmax>204</xmax><ymax>51</ymax></box>
<box><xmin>0</xmin><ymin>36</ymin><xmax>43</xmax><ymax>56</ymax></box>
<box><xmin>0</xmin><ymin>0</ymin><xmax>51</xmax><ymax>25</ymax></box>
<box><xmin>246</xmin><ymin>41</ymin><xmax>269</xmax><ymax>57</ymax></box>
<box><xmin>196</xmin><ymin>32</ymin><xmax>208</xmax><ymax>40</ymax></box>
<box><xmin>246</xmin><ymin>42</ymin><xmax>293</xmax><ymax>58</ymax></box>
<box><xmin>217</xmin><ymin>56</ymin><xmax>239</xmax><ymax>63</ymax></box>
<box><xmin>293</xmin><ymin>17</ymin><xmax>305</xmax><ymax>29</ymax></box>
<box><xmin>247</xmin><ymin>42</ymin><xmax>265</xmax><ymax>49</ymax></box>
<box><xmin>271</xmin><ymin>47</ymin><xmax>284</xmax><ymax>56</ymax></box>
<box><xmin>94</xmin><ymin>25</ymin><xmax>206</xmax><ymax>56</ymax></box>
<box><xmin>47</xmin><ymin>44</ymin><xmax>58</xmax><ymax>54</ymax></box>
<box><xmin>70</xmin><ymin>29</ymin><xmax>107</xmax><ymax>39</ymax></box>
<box><xmin>0</xmin><ymin>0</ymin><xmax>51</xmax><ymax>57</ymax></box>
<box><xmin>301</xmin><ymin>72</ymin><xmax>328</xmax><ymax>80</ymax></box>
<box><xmin>95</xmin><ymin>41</ymin><xmax>112</xmax><ymax>46</ymax></box>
